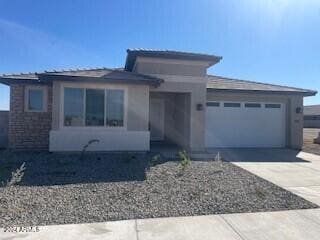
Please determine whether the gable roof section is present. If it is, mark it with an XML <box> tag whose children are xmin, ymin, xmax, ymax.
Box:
<box><xmin>0</xmin><ymin>68</ymin><xmax>163</xmax><ymax>86</ymax></box>
<box><xmin>125</xmin><ymin>48</ymin><xmax>222</xmax><ymax>71</ymax></box>
<box><xmin>207</xmin><ymin>75</ymin><xmax>317</xmax><ymax>96</ymax></box>
<box><xmin>304</xmin><ymin>105</ymin><xmax>320</xmax><ymax>116</ymax></box>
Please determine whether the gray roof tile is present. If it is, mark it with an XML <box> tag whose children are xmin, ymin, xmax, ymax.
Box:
<box><xmin>0</xmin><ymin>67</ymin><xmax>317</xmax><ymax>96</ymax></box>
<box><xmin>0</xmin><ymin>67</ymin><xmax>163</xmax><ymax>86</ymax></box>
<box><xmin>125</xmin><ymin>48</ymin><xmax>222</xmax><ymax>71</ymax></box>
<box><xmin>207</xmin><ymin>75</ymin><xmax>317</xmax><ymax>96</ymax></box>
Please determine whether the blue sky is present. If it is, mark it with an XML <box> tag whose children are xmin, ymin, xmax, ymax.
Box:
<box><xmin>0</xmin><ymin>0</ymin><xmax>319</xmax><ymax>110</ymax></box>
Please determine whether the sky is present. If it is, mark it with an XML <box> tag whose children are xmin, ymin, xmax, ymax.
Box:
<box><xmin>0</xmin><ymin>0</ymin><xmax>319</xmax><ymax>110</ymax></box>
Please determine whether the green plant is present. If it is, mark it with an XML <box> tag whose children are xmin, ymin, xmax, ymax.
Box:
<box><xmin>214</xmin><ymin>152</ymin><xmax>222</xmax><ymax>162</ymax></box>
<box><xmin>151</xmin><ymin>154</ymin><xmax>160</xmax><ymax>164</ymax></box>
<box><xmin>255</xmin><ymin>187</ymin><xmax>267</xmax><ymax>199</ymax></box>
<box><xmin>122</xmin><ymin>152</ymin><xmax>136</xmax><ymax>164</ymax></box>
<box><xmin>4</xmin><ymin>162</ymin><xmax>26</xmax><ymax>187</ymax></box>
<box><xmin>178</xmin><ymin>150</ymin><xmax>190</xmax><ymax>172</ymax></box>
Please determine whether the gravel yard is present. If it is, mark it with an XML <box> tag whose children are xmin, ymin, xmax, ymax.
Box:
<box><xmin>0</xmin><ymin>150</ymin><xmax>318</xmax><ymax>227</ymax></box>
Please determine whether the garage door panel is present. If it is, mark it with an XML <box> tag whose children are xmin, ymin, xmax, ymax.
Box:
<box><xmin>205</xmin><ymin>102</ymin><xmax>286</xmax><ymax>148</ymax></box>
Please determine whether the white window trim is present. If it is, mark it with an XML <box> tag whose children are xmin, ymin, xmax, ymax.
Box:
<box><xmin>24</xmin><ymin>85</ymin><xmax>48</xmax><ymax>112</ymax></box>
<box><xmin>59</xmin><ymin>82</ymin><xmax>128</xmax><ymax>131</ymax></box>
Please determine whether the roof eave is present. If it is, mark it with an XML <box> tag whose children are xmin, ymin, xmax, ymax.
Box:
<box><xmin>38</xmin><ymin>74</ymin><xmax>163</xmax><ymax>87</ymax></box>
<box><xmin>207</xmin><ymin>88</ymin><xmax>317</xmax><ymax>97</ymax></box>
<box><xmin>125</xmin><ymin>49</ymin><xmax>222</xmax><ymax>71</ymax></box>
<box><xmin>0</xmin><ymin>77</ymin><xmax>41</xmax><ymax>85</ymax></box>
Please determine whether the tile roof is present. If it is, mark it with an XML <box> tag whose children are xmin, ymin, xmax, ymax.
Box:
<box><xmin>304</xmin><ymin>105</ymin><xmax>320</xmax><ymax>116</ymax></box>
<box><xmin>0</xmin><ymin>67</ymin><xmax>317</xmax><ymax>96</ymax></box>
<box><xmin>0</xmin><ymin>67</ymin><xmax>163</xmax><ymax>86</ymax></box>
<box><xmin>207</xmin><ymin>75</ymin><xmax>317</xmax><ymax>96</ymax></box>
<box><xmin>125</xmin><ymin>48</ymin><xmax>222</xmax><ymax>71</ymax></box>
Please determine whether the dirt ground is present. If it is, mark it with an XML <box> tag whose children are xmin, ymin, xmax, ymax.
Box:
<box><xmin>303</xmin><ymin>128</ymin><xmax>320</xmax><ymax>155</ymax></box>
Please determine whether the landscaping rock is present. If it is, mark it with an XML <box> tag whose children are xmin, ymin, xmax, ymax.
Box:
<box><xmin>0</xmin><ymin>151</ymin><xmax>317</xmax><ymax>227</ymax></box>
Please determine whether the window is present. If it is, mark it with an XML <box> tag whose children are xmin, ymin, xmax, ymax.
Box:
<box><xmin>245</xmin><ymin>103</ymin><xmax>261</xmax><ymax>108</ymax></box>
<box><xmin>206</xmin><ymin>102</ymin><xmax>220</xmax><ymax>107</ymax></box>
<box><xmin>265</xmin><ymin>104</ymin><xmax>281</xmax><ymax>109</ymax></box>
<box><xmin>63</xmin><ymin>87</ymin><xmax>125</xmax><ymax>128</ymax></box>
<box><xmin>106</xmin><ymin>89</ymin><xmax>124</xmax><ymax>127</ymax></box>
<box><xmin>224</xmin><ymin>102</ymin><xmax>241</xmax><ymax>108</ymax></box>
<box><xmin>64</xmin><ymin>88</ymin><xmax>84</xmax><ymax>126</ymax></box>
<box><xmin>25</xmin><ymin>86</ymin><xmax>47</xmax><ymax>112</ymax></box>
<box><xmin>86</xmin><ymin>89</ymin><xmax>105</xmax><ymax>126</ymax></box>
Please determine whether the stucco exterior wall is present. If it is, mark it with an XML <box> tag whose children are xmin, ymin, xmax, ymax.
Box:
<box><xmin>289</xmin><ymin>96</ymin><xmax>304</xmax><ymax>149</ymax></box>
<box><xmin>150</xmin><ymin>92</ymin><xmax>191</xmax><ymax>148</ymax></box>
<box><xmin>206</xmin><ymin>91</ymin><xmax>304</xmax><ymax>149</ymax></box>
<box><xmin>134</xmin><ymin>57</ymin><xmax>209</xmax><ymax>76</ymax></box>
<box><xmin>134</xmin><ymin>57</ymin><xmax>210</xmax><ymax>151</ymax></box>
<box><xmin>9</xmin><ymin>83</ymin><xmax>52</xmax><ymax>150</ymax></box>
<box><xmin>127</xmin><ymin>85</ymin><xmax>149</xmax><ymax>131</ymax></box>
<box><xmin>150</xmin><ymin>78</ymin><xmax>207</xmax><ymax>151</ymax></box>
<box><xmin>135</xmin><ymin>61</ymin><xmax>206</xmax><ymax>76</ymax></box>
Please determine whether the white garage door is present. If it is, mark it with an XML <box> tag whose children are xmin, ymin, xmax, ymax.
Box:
<box><xmin>205</xmin><ymin>101</ymin><xmax>286</xmax><ymax>148</ymax></box>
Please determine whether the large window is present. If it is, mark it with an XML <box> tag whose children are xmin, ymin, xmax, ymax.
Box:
<box><xmin>63</xmin><ymin>87</ymin><xmax>125</xmax><ymax>127</ymax></box>
<box><xmin>86</xmin><ymin>89</ymin><xmax>105</xmax><ymax>126</ymax></box>
<box><xmin>106</xmin><ymin>90</ymin><xmax>124</xmax><ymax>127</ymax></box>
<box><xmin>64</xmin><ymin>88</ymin><xmax>84</xmax><ymax>126</ymax></box>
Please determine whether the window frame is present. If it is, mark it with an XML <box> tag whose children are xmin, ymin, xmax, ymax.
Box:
<box><xmin>206</xmin><ymin>102</ymin><xmax>220</xmax><ymax>107</ymax></box>
<box><xmin>60</xmin><ymin>83</ymin><xmax>127</xmax><ymax>130</ymax></box>
<box><xmin>24</xmin><ymin>85</ymin><xmax>48</xmax><ymax>112</ymax></box>
<box><xmin>224</xmin><ymin>102</ymin><xmax>241</xmax><ymax>108</ymax></box>
<box><xmin>265</xmin><ymin>103</ymin><xmax>282</xmax><ymax>109</ymax></box>
<box><xmin>244</xmin><ymin>103</ymin><xmax>261</xmax><ymax>108</ymax></box>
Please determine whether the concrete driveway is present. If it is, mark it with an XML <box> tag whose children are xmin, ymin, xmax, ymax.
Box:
<box><xmin>218</xmin><ymin>148</ymin><xmax>320</xmax><ymax>205</ymax></box>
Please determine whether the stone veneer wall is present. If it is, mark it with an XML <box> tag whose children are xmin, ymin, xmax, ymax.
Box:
<box><xmin>9</xmin><ymin>84</ymin><xmax>52</xmax><ymax>150</ymax></box>
<box><xmin>0</xmin><ymin>111</ymin><xmax>9</xmax><ymax>148</ymax></box>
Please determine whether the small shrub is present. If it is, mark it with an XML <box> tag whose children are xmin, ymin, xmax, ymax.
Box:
<box><xmin>4</xmin><ymin>162</ymin><xmax>26</xmax><ymax>187</ymax></box>
<box><xmin>147</xmin><ymin>154</ymin><xmax>161</xmax><ymax>171</ymax></box>
<box><xmin>151</xmin><ymin>154</ymin><xmax>160</xmax><ymax>164</ymax></box>
<box><xmin>122</xmin><ymin>152</ymin><xmax>136</xmax><ymax>164</ymax></box>
<box><xmin>255</xmin><ymin>187</ymin><xmax>267</xmax><ymax>199</ymax></box>
<box><xmin>214</xmin><ymin>152</ymin><xmax>222</xmax><ymax>162</ymax></box>
<box><xmin>178</xmin><ymin>150</ymin><xmax>190</xmax><ymax>172</ymax></box>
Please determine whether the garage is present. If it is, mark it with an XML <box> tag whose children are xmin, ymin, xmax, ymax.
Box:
<box><xmin>205</xmin><ymin>101</ymin><xmax>286</xmax><ymax>148</ymax></box>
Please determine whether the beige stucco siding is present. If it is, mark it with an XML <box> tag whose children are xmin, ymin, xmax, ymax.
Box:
<box><xmin>289</xmin><ymin>96</ymin><xmax>304</xmax><ymax>149</ymax></box>
<box><xmin>127</xmin><ymin>85</ymin><xmax>149</xmax><ymax>131</ymax></box>
<box><xmin>206</xmin><ymin>91</ymin><xmax>304</xmax><ymax>149</ymax></box>
<box><xmin>151</xmin><ymin>80</ymin><xmax>207</xmax><ymax>151</ymax></box>
<box><xmin>135</xmin><ymin>61</ymin><xmax>206</xmax><ymax>76</ymax></box>
<box><xmin>134</xmin><ymin>57</ymin><xmax>208</xmax><ymax>76</ymax></box>
<box><xmin>150</xmin><ymin>92</ymin><xmax>191</xmax><ymax>149</ymax></box>
<box><xmin>52</xmin><ymin>81</ymin><xmax>61</xmax><ymax>130</ymax></box>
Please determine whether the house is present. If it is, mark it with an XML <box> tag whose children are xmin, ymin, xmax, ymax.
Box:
<box><xmin>304</xmin><ymin>105</ymin><xmax>320</xmax><ymax>128</ymax></box>
<box><xmin>0</xmin><ymin>49</ymin><xmax>317</xmax><ymax>152</ymax></box>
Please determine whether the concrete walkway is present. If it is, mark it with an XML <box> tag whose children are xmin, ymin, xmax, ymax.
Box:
<box><xmin>2</xmin><ymin>209</ymin><xmax>320</xmax><ymax>240</ymax></box>
<box><xmin>2</xmin><ymin>149</ymin><xmax>320</xmax><ymax>240</ymax></box>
